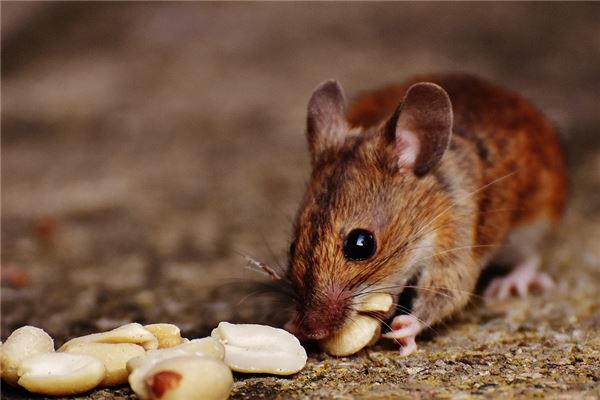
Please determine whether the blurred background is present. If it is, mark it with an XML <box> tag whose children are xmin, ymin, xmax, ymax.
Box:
<box><xmin>2</xmin><ymin>2</ymin><xmax>600</xmax><ymax>345</ymax></box>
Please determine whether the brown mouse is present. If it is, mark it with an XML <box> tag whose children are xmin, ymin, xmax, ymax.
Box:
<box><xmin>284</xmin><ymin>73</ymin><xmax>567</xmax><ymax>355</ymax></box>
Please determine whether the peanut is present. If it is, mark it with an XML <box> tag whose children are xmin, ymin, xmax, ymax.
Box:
<box><xmin>59</xmin><ymin>322</ymin><xmax>158</xmax><ymax>351</ymax></box>
<box><xmin>144</xmin><ymin>324</ymin><xmax>183</xmax><ymax>349</ymax></box>
<box><xmin>17</xmin><ymin>352</ymin><xmax>106</xmax><ymax>396</ymax></box>
<box><xmin>211</xmin><ymin>322</ymin><xmax>307</xmax><ymax>375</ymax></box>
<box><xmin>132</xmin><ymin>356</ymin><xmax>232</xmax><ymax>400</ymax></box>
<box><xmin>1</xmin><ymin>326</ymin><xmax>54</xmax><ymax>385</ymax></box>
<box><xmin>61</xmin><ymin>342</ymin><xmax>145</xmax><ymax>387</ymax></box>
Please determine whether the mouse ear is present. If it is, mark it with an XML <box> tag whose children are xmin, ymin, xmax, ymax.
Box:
<box><xmin>387</xmin><ymin>82</ymin><xmax>453</xmax><ymax>177</ymax></box>
<box><xmin>306</xmin><ymin>80</ymin><xmax>349</xmax><ymax>165</ymax></box>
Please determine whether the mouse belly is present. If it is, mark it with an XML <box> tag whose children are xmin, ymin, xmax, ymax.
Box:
<box><xmin>485</xmin><ymin>219</ymin><xmax>552</xmax><ymax>267</ymax></box>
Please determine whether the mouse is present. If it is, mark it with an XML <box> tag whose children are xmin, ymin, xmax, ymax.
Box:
<box><xmin>283</xmin><ymin>73</ymin><xmax>567</xmax><ymax>355</ymax></box>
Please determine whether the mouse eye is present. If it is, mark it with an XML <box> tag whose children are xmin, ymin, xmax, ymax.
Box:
<box><xmin>343</xmin><ymin>229</ymin><xmax>376</xmax><ymax>261</ymax></box>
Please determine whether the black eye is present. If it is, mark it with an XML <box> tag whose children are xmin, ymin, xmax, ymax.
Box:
<box><xmin>343</xmin><ymin>229</ymin><xmax>376</xmax><ymax>261</ymax></box>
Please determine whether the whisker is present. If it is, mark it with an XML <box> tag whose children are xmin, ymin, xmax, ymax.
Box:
<box><xmin>295</xmin><ymin>313</ymin><xmax>307</xmax><ymax>336</ymax></box>
<box><xmin>412</xmin><ymin>169</ymin><xmax>519</xmax><ymax>242</ymax></box>
<box><xmin>390</xmin><ymin>304</ymin><xmax>437</xmax><ymax>334</ymax></box>
<box><xmin>348</xmin><ymin>233</ymin><xmax>502</xmax><ymax>303</ymax></box>
<box><xmin>359</xmin><ymin>312</ymin><xmax>394</xmax><ymax>333</ymax></box>
<box><xmin>404</xmin><ymin>285</ymin><xmax>482</xmax><ymax>300</ymax></box>
<box><xmin>356</xmin><ymin>284</ymin><xmax>484</xmax><ymax>300</ymax></box>
<box><xmin>236</xmin><ymin>252</ymin><xmax>284</xmax><ymax>281</ymax></box>
<box><xmin>410</xmin><ymin>243</ymin><xmax>503</xmax><ymax>265</ymax></box>
<box><xmin>349</xmin><ymin>293</ymin><xmax>438</xmax><ymax>335</ymax></box>
<box><xmin>329</xmin><ymin>197</ymin><xmax>519</xmax><ymax>297</ymax></box>
<box><xmin>215</xmin><ymin>274</ymin><xmax>299</xmax><ymax>302</ymax></box>
<box><xmin>395</xmin><ymin>203</ymin><xmax>515</xmax><ymax>263</ymax></box>
<box><xmin>236</xmin><ymin>288</ymin><xmax>271</xmax><ymax>306</ymax></box>
<box><xmin>258</xmin><ymin>231</ymin><xmax>287</xmax><ymax>276</ymax></box>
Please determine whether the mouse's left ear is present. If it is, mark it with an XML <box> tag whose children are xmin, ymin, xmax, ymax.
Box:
<box><xmin>306</xmin><ymin>80</ymin><xmax>350</xmax><ymax>166</ymax></box>
<box><xmin>386</xmin><ymin>82</ymin><xmax>453</xmax><ymax>177</ymax></box>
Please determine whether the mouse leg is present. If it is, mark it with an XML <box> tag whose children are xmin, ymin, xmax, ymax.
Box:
<box><xmin>484</xmin><ymin>254</ymin><xmax>554</xmax><ymax>300</ymax></box>
<box><xmin>381</xmin><ymin>315</ymin><xmax>421</xmax><ymax>356</ymax></box>
<box><xmin>381</xmin><ymin>253</ymin><xmax>479</xmax><ymax>356</ymax></box>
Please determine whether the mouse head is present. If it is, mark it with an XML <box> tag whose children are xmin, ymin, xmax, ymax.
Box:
<box><xmin>287</xmin><ymin>80</ymin><xmax>454</xmax><ymax>340</ymax></box>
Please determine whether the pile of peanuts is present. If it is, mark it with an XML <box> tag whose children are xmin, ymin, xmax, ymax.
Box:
<box><xmin>0</xmin><ymin>322</ymin><xmax>307</xmax><ymax>399</ymax></box>
<box><xmin>0</xmin><ymin>293</ymin><xmax>393</xmax><ymax>399</ymax></box>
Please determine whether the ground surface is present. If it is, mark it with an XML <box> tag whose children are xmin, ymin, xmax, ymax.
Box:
<box><xmin>1</xmin><ymin>3</ymin><xmax>599</xmax><ymax>399</ymax></box>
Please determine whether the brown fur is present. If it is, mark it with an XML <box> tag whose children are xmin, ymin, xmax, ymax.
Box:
<box><xmin>348</xmin><ymin>74</ymin><xmax>568</xmax><ymax>258</ymax></box>
<box><xmin>288</xmin><ymin>73</ymin><xmax>567</xmax><ymax>340</ymax></box>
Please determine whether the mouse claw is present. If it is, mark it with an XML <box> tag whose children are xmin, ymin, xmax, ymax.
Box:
<box><xmin>398</xmin><ymin>335</ymin><xmax>417</xmax><ymax>356</ymax></box>
<box><xmin>381</xmin><ymin>314</ymin><xmax>421</xmax><ymax>356</ymax></box>
<box><xmin>484</xmin><ymin>255</ymin><xmax>555</xmax><ymax>300</ymax></box>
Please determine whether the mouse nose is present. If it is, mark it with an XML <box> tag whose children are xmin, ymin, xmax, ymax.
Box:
<box><xmin>298</xmin><ymin>287</ymin><xmax>350</xmax><ymax>340</ymax></box>
<box><xmin>299</xmin><ymin>313</ymin><xmax>334</xmax><ymax>340</ymax></box>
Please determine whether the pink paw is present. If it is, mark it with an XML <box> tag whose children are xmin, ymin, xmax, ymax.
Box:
<box><xmin>485</xmin><ymin>255</ymin><xmax>554</xmax><ymax>300</ymax></box>
<box><xmin>381</xmin><ymin>314</ymin><xmax>422</xmax><ymax>356</ymax></box>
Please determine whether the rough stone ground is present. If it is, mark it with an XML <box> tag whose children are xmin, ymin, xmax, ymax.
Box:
<box><xmin>1</xmin><ymin>3</ymin><xmax>599</xmax><ymax>399</ymax></box>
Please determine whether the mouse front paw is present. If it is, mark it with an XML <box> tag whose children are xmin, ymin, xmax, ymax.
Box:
<box><xmin>381</xmin><ymin>314</ymin><xmax>422</xmax><ymax>356</ymax></box>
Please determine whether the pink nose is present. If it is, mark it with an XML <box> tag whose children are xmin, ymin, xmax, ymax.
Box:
<box><xmin>294</xmin><ymin>287</ymin><xmax>350</xmax><ymax>340</ymax></box>
<box><xmin>284</xmin><ymin>313</ymin><xmax>332</xmax><ymax>340</ymax></box>
<box><xmin>300</xmin><ymin>313</ymin><xmax>333</xmax><ymax>340</ymax></box>
<box><xmin>283</xmin><ymin>318</ymin><xmax>329</xmax><ymax>340</ymax></box>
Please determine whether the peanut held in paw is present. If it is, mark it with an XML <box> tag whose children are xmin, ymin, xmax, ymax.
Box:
<box><xmin>355</xmin><ymin>292</ymin><xmax>394</xmax><ymax>313</ymax></box>
<box><xmin>320</xmin><ymin>293</ymin><xmax>393</xmax><ymax>356</ymax></box>
<box><xmin>320</xmin><ymin>315</ymin><xmax>381</xmax><ymax>356</ymax></box>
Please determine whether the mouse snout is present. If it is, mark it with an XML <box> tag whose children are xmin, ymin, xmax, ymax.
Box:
<box><xmin>296</xmin><ymin>286</ymin><xmax>350</xmax><ymax>340</ymax></box>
